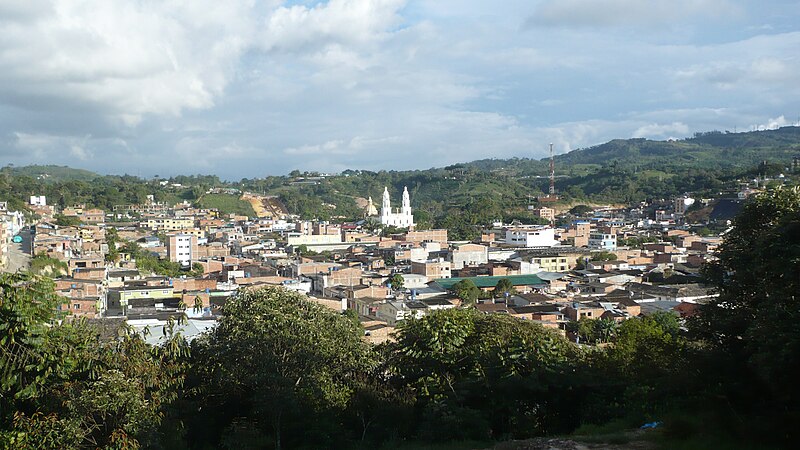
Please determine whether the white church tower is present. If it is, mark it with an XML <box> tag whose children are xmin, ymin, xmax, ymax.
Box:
<box><xmin>379</xmin><ymin>186</ymin><xmax>415</xmax><ymax>228</ymax></box>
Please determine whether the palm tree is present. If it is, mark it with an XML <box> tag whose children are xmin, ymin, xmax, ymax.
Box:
<box><xmin>595</xmin><ymin>319</ymin><xmax>618</xmax><ymax>343</ymax></box>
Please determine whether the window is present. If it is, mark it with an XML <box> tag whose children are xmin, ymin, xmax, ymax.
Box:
<box><xmin>74</xmin><ymin>304</ymin><xmax>80</xmax><ymax>309</ymax></box>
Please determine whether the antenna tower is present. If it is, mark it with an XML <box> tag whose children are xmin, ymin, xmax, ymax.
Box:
<box><xmin>548</xmin><ymin>143</ymin><xmax>555</xmax><ymax>195</ymax></box>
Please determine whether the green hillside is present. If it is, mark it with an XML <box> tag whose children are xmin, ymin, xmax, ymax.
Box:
<box><xmin>7</xmin><ymin>164</ymin><xmax>99</xmax><ymax>182</ymax></box>
<box><xmin>195</xmin><ymin>194</ymin><xmax>256</xmax><ymax>217</ymax></box>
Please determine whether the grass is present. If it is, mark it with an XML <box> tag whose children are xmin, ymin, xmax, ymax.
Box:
<box><xmin>195</xmin><ymin>193</ymin><xmax>256</xmax><ymax>217</ymax></box>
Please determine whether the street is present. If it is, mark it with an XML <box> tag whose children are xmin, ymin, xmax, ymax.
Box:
<box><xmin>3</xmin><ymin>227</ymin><xmax>31</xmax><ymax>273</ymax></box>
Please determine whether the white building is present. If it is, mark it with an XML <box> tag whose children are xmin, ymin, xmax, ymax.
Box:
<box><xmin>167</xmin><ymin>234</ymin><xmax>197</xmax><ymax>267</ymax></box>
<box><xmin>588</xmin><ymin>232</ymin><xmax>617</xmax><ymax>251</ymax></box>
<box><xmin>504</xmin><ymin>227</ymin><xmax>559</xmax><ymax>248</ymax></box>
<box><xmin>30</xmin><ymin>195</ymin><xmax>47</xmax><ymax>206</ymax></box>
<box><xmin>380</xmin><ymin>186</ymin><xmax>415</xmax><ymax>228</ymax></box>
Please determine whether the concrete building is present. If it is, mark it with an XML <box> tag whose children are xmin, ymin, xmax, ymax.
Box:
<box><xmin>411</xmin><ymin>260</ymin><xmax>452</xmax><ymax>280</ymax></box>
<box><xmin>449</xmin><ymin>243</ymin><xmax>489</xmax><ymax>270</ymax></box>
<box><xmin>167</xmin><ymin>233</ymin><xmax>198</xmax><ymax>267</ymax></box>
<box><xmin>145</xmin><ymin>217</ymin><xmax>195</xmax><ymax>231</ymax></box>
<box><xmin>588</xmin><ymin>232</ymin><xmax>617</xmax><ymax>251</ymax></box>
<box><xmin>505</xmin><ymin>227</ymin><xmax>559</xmax><ymax>248</ymax></box>
<box><xmin>530</xmin><ymin>207</ymin><xmax>555</xmax><ymax>223</ymax></box>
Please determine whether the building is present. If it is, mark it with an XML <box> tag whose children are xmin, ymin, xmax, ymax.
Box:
<box><xmin>167</xmin><ymin>233</ymin><xmax>198</xmax><ymax>267</ymax></box>
<box><xmin>530</xmin><ymin>207</ymin><xmax>555</xmax><ymax>223</ymax></box>
<box><xmin>588</xmin><ymin>232</ymin><xmax>617</xmax><ymax>251</ymax></box>
<box><xmin>449</xmin><ymin>243</ymin><xmax>489</xmax><ymax>270</ymax></box>
<box><xmin>397</xmin><ymin>229</ymin><xmax>448</xmax><ymax>244</ymax></box>
<box><xmin>30</xmin><ymin>195</ymin><xmax>47</xmax><ymax>206</ymax></box>
<box><xmin>505</xmin><ymin>227</ymin><xmax>559</xmax><ymax>248</ymax></box>
<box><xmin>380</xmin><ymin>186</ymin><xmax>415</xmax><ymax>228</ymax></box>
<box><xmin>145</xmin><ymin>217</ymin><xmax>195</xmax><ymax>231</ymax></box>
<box><xmin>411</xmin><ymin>260</ymin><xmax>452</xmax><ymax>280</ymax></box>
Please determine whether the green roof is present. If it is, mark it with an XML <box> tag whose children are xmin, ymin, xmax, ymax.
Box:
<box><xmin>434</xmin><ymin>274</ymin><xmax>546</xmax><ymax>290</ymax></box>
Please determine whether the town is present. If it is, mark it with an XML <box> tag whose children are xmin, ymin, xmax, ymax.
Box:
<box><xmin>1</xmin><ymin>171</ymin><xmax>779</xmax><ymax>346</ymax></box>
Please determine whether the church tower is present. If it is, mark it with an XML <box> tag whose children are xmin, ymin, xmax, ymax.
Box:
<box><xmin>401</xmin><ymin>186</ymin><xmax>411</xmax><ymax>216</ymax></box>
<box><xmin>381</xmin><ymin>187</ymin><xmax>391</xmax><ymax>217</ymax></box>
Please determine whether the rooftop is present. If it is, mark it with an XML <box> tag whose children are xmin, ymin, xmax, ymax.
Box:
<box><xmin>434</xmin><ymin>274</ymin><xmax>546</xmax><ymax>290</ymax></box>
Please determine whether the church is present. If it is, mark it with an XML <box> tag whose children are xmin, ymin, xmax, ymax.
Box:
<box><xmin>380</xmin><ymin>186</ymin><xmax>415</xmax><ymax>228</ymax></box>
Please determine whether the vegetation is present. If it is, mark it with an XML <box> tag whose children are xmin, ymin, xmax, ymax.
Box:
<box><xmin>29</xmin><ymin>253</ymin><xmax>69</xmax><ymax>277</ymax></box>
<box><xmin>452</xmin><ymin>279</ymin><xmax>480</xmax><ymax>305</ymax></box>
<box><xmin>121</xmin><ymin>241</ymin><xmax>203</xmax><ymax>278</ymax></box>
<box><xmin>194</xmin><ymin>193</ymin><xmax>256</xmax><ymax>217</ymax></box>
<box><xmin>0</xmin><ymin>273</ymin><xmax>188</xmax><ymax>448</ymax></box>
<box><xmin>386</xmin><ymin>273</ymin><xmax>405</xmax><ymax>292</ymax></box>
<box><xmin>2</xmin><ymin>131</ymin><xmax>800</xmax><ymax>447</ymax></box>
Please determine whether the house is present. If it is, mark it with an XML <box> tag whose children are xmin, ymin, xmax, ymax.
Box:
<box><xmin>564</xmin><ymin>302</ymin><xmax>606</xmax><ymax>321</ymax></box>
<box><xmin>504</xmin><ymin>227</ymin><xmax>559</xmax><ymax>248</ymax></box>
<box><xmin>377</xmin><ymin>300</ymin><xmax>428</xmax><ymax>325</ymax></box>
<box><xmin>588</xmin><ymin>233</ymin><xmax>617</xmax><ymax>251</ymax></box>
<box><xmin>449</xmin><ymin>243</ymin><xmax>489</xmax><ymax>270</ymax></box>
<box><xmin>411</xmin><ymin>260</ymin><xmax>451</xmax><ymax>279</ymax></box>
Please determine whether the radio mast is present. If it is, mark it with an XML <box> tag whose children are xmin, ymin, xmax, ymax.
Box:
<box><xmin>549</xmin><ymin>143</ymin><xmax>555</xmax><ymax>196</ymax></box>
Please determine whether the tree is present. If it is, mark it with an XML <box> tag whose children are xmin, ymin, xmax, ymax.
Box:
<box><xmin>690</xmin><ymin>187</ymin><xmax>800</xmax><ymax>432</ymax></box>
<box><xmin>387</xmin><ymin>274</ymin><xmax>404</xmax><ymax>292</ymax></box>
<box><xmin>53</xmin><ymin>214</ymin><xmax>81</xmax><ymax>227</ymax></box>
<box><xmin>493</xmin><ymin>278</ymin><xmax>515</xmax><ymax>298</ymax></box>
<box><xmin>569</xmin><ymin>204</ymin><xmax>594</xmax><ymax>216</ymax></box>
<box><xmin>186</xmin><ymin>287</ymin><xmax>379</xmax><ymax>449</ymax></box>
<box><xmin>452</xmin><ymin>279</ymin><xmax>480</xmax><ymax>305</ymax></box>
<box><xmin>388</xmin><ymin>309</ymin><xmax>579</xmax><ymax>439</ymax></box>
<box><xmin>591</xmin><ymin>251</ymin><xmax>617</xmax><ymax>262</ymax></box>
<box><xmin>0</xmin><ymin>273</ymin><xmax>188</xmax><ymax>448</ymax></box>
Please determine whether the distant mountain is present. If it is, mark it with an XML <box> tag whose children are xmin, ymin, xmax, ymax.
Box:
<box><xmin>552</xmin><ymin>126</ymin><xmax>800</xmax><ymax>169</ymax></box>
<box><xmin>7</xmin><ymin>165</ymin><xmax>99</xmax><ymax>182</ymax></box>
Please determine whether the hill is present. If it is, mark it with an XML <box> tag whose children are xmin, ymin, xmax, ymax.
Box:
<box><xmin>554</xmin><ymin>127</ymin><xmax>800</xmax><ymax>170</ymax></box>
<box><xmin>6</xmin><ymin>164</ymin><xmax>99</xmax><ymax>182</ymax></box>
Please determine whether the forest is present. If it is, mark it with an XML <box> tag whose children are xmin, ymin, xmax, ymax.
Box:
<box><xmin>1</xmin><ymin>187</ymin><xmax>798</xmax><ymax>449</ymax></box>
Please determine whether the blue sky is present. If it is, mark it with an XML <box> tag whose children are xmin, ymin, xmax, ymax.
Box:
<box><xmin>0</xmin><ymin>0</ymin><xmax>798</xmax><ymax>179</ymax></box>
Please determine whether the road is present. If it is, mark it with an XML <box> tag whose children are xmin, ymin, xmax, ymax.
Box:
<box><xmin>3</xmin><ymin>227</ymin><xmax>31</xmax><ymax>273</ymax></box>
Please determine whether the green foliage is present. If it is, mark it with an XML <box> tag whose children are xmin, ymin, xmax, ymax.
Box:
<box><xmin>185</xmin><ymin>287</ymin><xmax>382</xmax><ymax>448</ymax></box>
<box><xmin>689</xmin><ymin>186</ymin><xmax>800</xmax><ymax>443</ymax></box>
<box><xmin>389</xmin><ymin>309</ymin><xmax>580</xmax><ymax>439</ymax></box>
<box><xmin>54</xmin><ymin>214</ymin><xmax>82</xmax><ymax>227</ymax></box>
<box><xmin>452</xmin><ymin>279</ymin><xmax>480</xmax><ymax>305</ymax></box>
<box><xmin>194</xmin><ymin>193</ymin><xmax>256</xmax><ymax>217</ymax></box>
<box><xmin>591</xmin><ymin>251</ymin><xmax>618</xmax><ymax>262</ymax></box>
<box><xmin>387</xmin><ymin>274</ymin><xmax>404</xmax><ymax>292</ymax></box>
<box><xmin>121</xmin><ymin>241</ymin><xmax>201</xmax><ymax>278</ymax></box>
<box><xmin>569</xmin><ymin>204</ymin><xmax>594</xmax><ymax>216</ymax></box>
<box><xmin>493</xmin><ymin>277</ymin><xmax>515</xmax><ymax>297</ymax></box>
<box><xmin>0</xmin><ymin>273</ymin><xmax>188</xmax><ymax>448</ymax></box>
<box><xmin>29</xmin><ymin>253</ymin><xmax>69</xmax><ymax>277</ymax></box>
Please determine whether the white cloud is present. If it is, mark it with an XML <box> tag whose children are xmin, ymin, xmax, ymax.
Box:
<box><xmin>632</xmin><ymin>122</ymin><xmax>690</xmax><ymax>138</ymax></box>
<box><xmin>261</xmin><ymin>0</ymin><xmax>405</xmax><ymax>53</ymax></box>
<box><xmin>757</xmin><ymin>115</ymin><xmax>795</xmax><ymax>130</ymax></box>
<box><xmin>0</xmin><ymin>0</ymin><xmax>258</xmax><ymax>123</ymax></box>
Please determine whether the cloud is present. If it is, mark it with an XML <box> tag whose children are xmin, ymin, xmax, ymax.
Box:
<box><xmin>0</xmin><ymin>1</ymin><xmax>798</xmax><ymax>179</ymax></box>
<box><xmin>632</xmin><ymin>122</ymin><xmax>690</xmax><ymax>138</ymax></box>
<box><xmin>527</xmin><ymin>0</ymin><xmax>739</xmax><ymax>28</ymax></box>
<box><xmin>757</xmin><ymin>115</ymin><xmax>796</xmax><ymax>130</ymax></box>
<box><xmin>0</xmin><ymin>0</ymin><xmax>258</xmax><ymax>125</ymax></box>
<box><xmin>261</xmin><ymin>0</ymin><xmax>405</xmax><ymax>53</ymax></box>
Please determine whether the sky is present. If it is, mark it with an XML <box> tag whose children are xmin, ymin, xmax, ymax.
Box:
<box><xmin>1</xmin><ymin>0</ymin><xmax>799</xmax><ymax>179</ymax></box>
